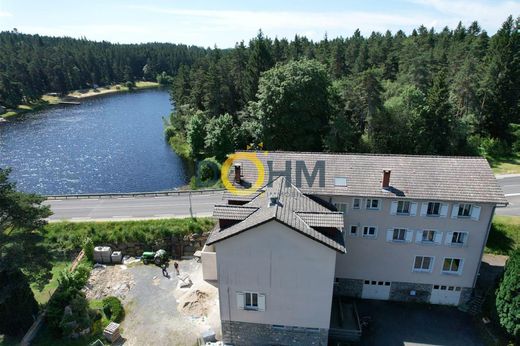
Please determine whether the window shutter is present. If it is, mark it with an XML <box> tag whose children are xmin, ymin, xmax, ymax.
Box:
<box><xmin>386</xmin><ymin>229</ymin><xmax>393</xmax><ymax>242</ymax></box>
<box><xmin>405</xmin><ymin>230</ymin><xmax>413</xmax><ymax>243</ymax></box>
<box><xmin>434</xmin><ymin>231</ymin><xmax>443</xmax><ymax>244</ymax></box>
<box><xmin>445</xmin><ymin>232</ymin><xmax>453</xmax><ymax>245</ymax></box>
<box><xmin>451</xmin><ymin>204</ymin><xmax>459</xmax><ymax>219</ymax></box>
<box><xmin>410</xmin><ymin>202</ymin><xmax>418</xmax><ymax>216</ymax></box>
<box><xmin>415</xmin><ymin>230</ymin><xmax>422</xmax><ymax>244</ymax></box>
<box><xmin>258</xmin><ymin>294</ymin><xmax>266</xmax><ymax>311</ymax></box>
<box><xmin>236</xmin><ymin>292</ymin><xmax>245</xmax><ymax>310</ymax></box>
<box><xmin>463</xmin><ymin>233</ymin><xmax>469</xmax><ymax>247</ymax></box>
<box><xmin>440</xmin><ymin>204</ymin><xmax>448</xmax><ymax>218</ymax></box>
<box><xmin>420</xmin><ymin>203</ymin><xmax>428</xmax><ymax>216</ymax></box>
<box><xmin>390</xmin><ymin>201</ymin><xmax>398</xmax><ymax>215</ymax></box>
<box><xmin>471</xmin><ymin>206</ymin><xmax>481</xmax><ymax>221</ymax></box>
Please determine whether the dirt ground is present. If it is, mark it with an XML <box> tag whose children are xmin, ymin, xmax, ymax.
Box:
<box><xmin>84</xmin><ymin>259</ymin><xmax>220</xmax><ymax>346</ymax></box>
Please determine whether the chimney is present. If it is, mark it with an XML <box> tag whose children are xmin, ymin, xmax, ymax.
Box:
<box><xmin>234</xmin><ymin>163</ymin><xmax>241</xmax><ymax>184</ymax></box>
<box><xmin>382</xmin><ymin>170</ymin><xmax>391</xmax><ymax>189</ymax></box>
<box><xmin>268</xmin><ymin>192</ymin><xmax>279</xmax><ymax>207</ymax></box>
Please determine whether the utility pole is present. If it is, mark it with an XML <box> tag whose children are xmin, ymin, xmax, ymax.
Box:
<box><xmin>188</xmin><ymin>191</ymin><xmax>193</xmax><ymax>218</ymax></box>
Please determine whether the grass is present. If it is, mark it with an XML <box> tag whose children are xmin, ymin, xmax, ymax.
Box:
<box><xmin>488</xmin><ymin>153</ymin><xmax>520</xmax><ymax>175</ymax></box>
<box><xmin>30</xmin><ymin>261</ymin><xmax>69</xmax><ymax>305</ymax></box>
<box><xmin>485</xmin><ymin>215</ymin><xmax>520</xmax><ymax>255</ymax></box>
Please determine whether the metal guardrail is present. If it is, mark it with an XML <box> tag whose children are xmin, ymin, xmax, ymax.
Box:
<box><xmin>44</xmin><ymin>188</ymin><xmax>225</xmax><ymax>200</ymax></box>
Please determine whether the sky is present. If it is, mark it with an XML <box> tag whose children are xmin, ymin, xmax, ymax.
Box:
<box><xmin>0</xmin><ymin>0</ymin><xmax>518</xmax><ymax>48</ymax></box>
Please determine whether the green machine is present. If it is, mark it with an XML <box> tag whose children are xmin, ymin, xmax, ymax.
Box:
<box><xmin>141</xmin><ymin>249</ymin><xmax>168</xmax><ymax>265</ymax></box>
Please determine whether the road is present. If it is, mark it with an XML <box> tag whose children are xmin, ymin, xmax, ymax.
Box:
<box><xmin>44</xmin><ymin>192</ymin><xmax>224</xmax><ymax>221</ymax></box>
<box><xmin>44</xmin><ymin>175</ymin><xmax>519</xmax><ymax>221</ymax></box>
<box><xmin>496</xmin><ymin>174</ymin><xmax>520</xmax><ymax>216</ymax></box>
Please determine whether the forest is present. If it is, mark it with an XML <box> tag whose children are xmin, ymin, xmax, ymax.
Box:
<box><xmin>165</xmin><ymin>15</ymin><xmax>520</xmax><ymax>163</ymax></box>
<box><xmin>0</xmin><ymin>30</ymin><xmax>206</xmax><ymax>107</ymax></box>
<box><xmin>1</xmin><ymin>16</ymin><xmax>519</xmax><ymax>162</ymax></box>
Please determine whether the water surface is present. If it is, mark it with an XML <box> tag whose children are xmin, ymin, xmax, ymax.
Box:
<box><xmin>0</xmin><ymin>89</ymin><xmax>187</xmax><ymax>195</ymax></box>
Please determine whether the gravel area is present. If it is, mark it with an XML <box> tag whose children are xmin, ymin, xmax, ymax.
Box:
<box><xmin>85</xmin><ymin>259</ymin><xmax>219</xmax><ymax>345</ymax></box>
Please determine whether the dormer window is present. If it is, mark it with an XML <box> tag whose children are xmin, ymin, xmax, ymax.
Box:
<box><xmin>334</xmin><ymin>177</ymin><xmax>347</xmax><ymax>187</ymax></box>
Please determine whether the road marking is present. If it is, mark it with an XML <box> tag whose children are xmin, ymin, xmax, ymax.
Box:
<box><xmin>505</xmin><ymin>193</ymin><xmax>520</xmax><ymax>197</ymax></box>
<box><xmin>154</xmin><ymin>214</ymin><xmax>177</xmax><ymax>217</ymax></box>
<box><xmin>70</xmin><ymin>217</ymin><xmax>92</xmax><ymax>220</ymax></box>
<box><xmin>111</xmin><ymin>215</ymin><xmax>133</xmax><ymax>218</ymax></box>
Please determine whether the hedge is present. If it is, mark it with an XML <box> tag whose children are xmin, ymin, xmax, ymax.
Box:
<box><xmin>44</xmin><ymin>218</ymin><xmax>215</xmax><ymax>256</ymax></box>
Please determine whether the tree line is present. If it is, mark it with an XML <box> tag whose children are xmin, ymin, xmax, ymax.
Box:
<box><xmin>0</xmin><ymin>30</ymin><xmax>207</xmax><ymax>107</ymax></box>
<box><xmin>165</xmin><ymin>16</ymin><xmax>520</xmax><ymax>160</ymax></box>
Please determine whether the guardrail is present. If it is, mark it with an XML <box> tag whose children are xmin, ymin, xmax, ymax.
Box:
<box><xmin>44</xmin><ymin>188</ymin><xmax>225</xmax><ymax>200</ymax></box>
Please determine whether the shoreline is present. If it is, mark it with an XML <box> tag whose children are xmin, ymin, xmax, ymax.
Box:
<box><xmin>0</xmin><ymin>81</ymin><xmax>161</xmax><ymax>120</ymax></box>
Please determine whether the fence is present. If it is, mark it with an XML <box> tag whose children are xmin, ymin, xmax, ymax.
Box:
<box><xmin>44</xmin><ymin>188</ymin><xmax>225</xmax><ymax>200</ymax></box>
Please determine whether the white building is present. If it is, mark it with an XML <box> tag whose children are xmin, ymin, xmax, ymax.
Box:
<box><xmin>202</xmin><ymin>151</ymin><xmax>507</xmax><ymax>345</ymax></box>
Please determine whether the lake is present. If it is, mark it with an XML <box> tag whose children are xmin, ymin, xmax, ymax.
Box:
<box><xmin>0</xmin><ymin>89</ymin><xmax>188</xmax><ymax>195</ymax></box>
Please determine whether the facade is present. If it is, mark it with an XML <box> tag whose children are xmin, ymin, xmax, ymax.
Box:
<box><xmin>202</xmin><ymin>151</ymin><xmax>507</xmax><ymax>345</ymax></box>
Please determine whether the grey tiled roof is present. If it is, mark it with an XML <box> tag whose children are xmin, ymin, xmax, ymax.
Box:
<box><xmin>227</xmin><ymin>151</ymin><xmax>507</xmax><ymax>205</ymax></box>
<box><xmin>206</xmin><ymin>176</ymin><xmax>346</xmax><ymax>252</ymax></box>
<box><xmin>213</xmin><ymin>205</ymin><xmax>259</xmax><ymax>220</ymax></box>
<box><xmin>296</xmin><ymin>211</ymin><xmax>344</xmax><ymax>228</ymax></box>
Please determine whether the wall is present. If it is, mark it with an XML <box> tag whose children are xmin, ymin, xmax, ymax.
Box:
<box><xmin>202</xmin><ymin>244</ymin><xmax>217</xmax><ymax>281</ymax></box>
<box><xmin>322</xmin><ymin>195</ymin><xmax>494</xmax><ymax>288</ymax></box>
<box><xmin>216</xmin><ymin>220</ymin><xmax>337</xmax><ymax>329</ymax></box>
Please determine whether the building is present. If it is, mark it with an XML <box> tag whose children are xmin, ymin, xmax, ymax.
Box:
<box><xmin>201</xmin><ymin>151</ymin><xmax>507</xmax><ymax>345</ymax></box>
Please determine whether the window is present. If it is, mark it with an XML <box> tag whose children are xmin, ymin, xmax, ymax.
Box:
<box><xmin>349</xmin><ymin>225</ymin><xmax>358</xmax><ymax>236</ymax></box>
<box><xmin>413</xmin><ymin>256</ymin><xmax>433</xmax><ymax>272</ymax></box>
<box><xmin>457</xmin><ymin>204</ymin><xmax>472</xmax><ymax>217</ymax></box>
<box><xmin>422</xmin><ymin>230</ymin><xmax>436</xmax><ymax>242</ymax></box>
<box><xmin>363</xmin><ymin>226</ymin><xmax>377</xmax><ymax>238</ymax></box>
<box><xmin>427</xmin><ymin>202</ymin><xmax>441</xmax><ymax>216</ymax></box>
<box><xmin>451</xmin><ymin>232</ymin><xmax>467</xmax><ymax>245</ymax></box>
<box><xmin>334</xmin><ymin>177</ymin><xmax>347</xmax><ymax>187</ymax></box>
<box><xmin>334</xmin><ymin>203</ymin><xmax>348</xmax><ymax>214</ymax></box>
<box><xmin>245</xmin><ymin>292</ymin><xmax>258</xmax><ymax>310</ymax></box>
<box><xmin>393</xmin><ymin>228</ymin><xmax>407</xmax><ymax>241</ymax></box>
<box><xmin>366</xmin><ymin>199</ymin><xmax>380</xmax><ymax>210</ymax></box>
<box><xmin>353</xmin><ymin>198</ymin><xmax>361</xmax><ymax>209</ymax></box>
<box><xmin>442</xmin><ymin>258</ymin><xmax>463</xmax><ymax>274</ymax></box>
<box><xmin>237</xmin><ymin>292</ymin><xmax>265</xmax><ymax>311</ymax></box>
<box><xmin>397</xmin><ymin>201</ymin><xmax>410</xmax><ymax>215</ymax></box>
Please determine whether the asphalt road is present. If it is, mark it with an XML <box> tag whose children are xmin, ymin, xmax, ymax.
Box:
<box><xmin>44</xmin><ymin>192</ymin><xmax>224</xmax><ymax>221</ymax></box>
<box><xmin>496</xmin><ymin>175</ymin><xmax>520</xmax><ymax>216</ymax></box>
<box><xmin>44</xmin><ymin>175</ymin><xmax>519</xmax><ymax>221</ymax></box>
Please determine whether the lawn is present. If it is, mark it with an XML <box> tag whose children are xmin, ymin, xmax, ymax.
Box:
<box><xmin>30</xmin><ymin>261</ymin><xmax>69</xmax><ymax>305</ymax></box>
<box><xmin>488</xmin><ymin>153</ymin><xmax>520</xmax><ymax>175</ymax></box>
<box><xmin>485</xmin><ymin>215</ymin><xmax>520</xmax><ymax>255</ymax></box>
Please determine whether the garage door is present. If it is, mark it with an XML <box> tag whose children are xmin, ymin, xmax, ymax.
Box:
<box><xmin>362</xmin><ymin>280</ymin><xmax>391</xmax><ymax>300</ymax></box>
<box><xmin>430</xmin><ymin>285</ymin><xmax>461</xmax><ymax>305</ymax></box>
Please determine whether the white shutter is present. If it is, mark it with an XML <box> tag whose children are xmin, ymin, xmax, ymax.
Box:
<box><xmin>434</xmin><ymin>231</ymin><xmax>443</xmax><ymax>244</ymax></box>
<box><xmin>415</xmin><ymin>230</ymin><xmax>423</xmax><ymax>244</ymax></box>
<box><xmin>236</xmin><ymin>292</ymin><xmax>245</xmax><ymax>310</ymax></box>
<box><xmin>451</xmin><ymin>204</ymin><xmax>459</xmax><ymax>219</ymax></box>
<box><xmin>386</xmin><ymin>229</ymin><xmax>394</xmax><ymax>242</ymax></box>
<box><xmin>471</xmin><ymin>206</ymin><xmax>481</xmax><ymax>221</ymax></box>
<box><xmin>405</xmin><ymin>230</ymin><xmax>414</xmax><ymax>243</ymax></box>
<box><xmin>390</xmin><ymin>201</ymin><xmax>398</xmax><ymax>215</ymax></box>
<box><xmin>420</xmin><ymin>203</ymin><xmax>428</xmax><ymax>216</ymax></box>
<box><xmin>410</xmin><ymin>202</ymin><xmax>418</xmax><ymax>216</ymax></box>
<box><xmin>440</xmin><ymin>204</ymin><xmax>448</xmax><ymax>218</ymax></box>
<box><xmin>258</xmin><ymin>294</ymin><xmax>266</xmax><ymax>311</ymax></box>
<box><xmin>463</xmin><ymin>233</ymin><xmax>469</xmax><ymax>247</ymax></box>
<box><xmin>445</xmin><ymin>232</ymin><xmax>453</xmax><ymax>245</ymax></box>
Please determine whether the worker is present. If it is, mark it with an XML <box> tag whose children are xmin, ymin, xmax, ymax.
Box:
<box><xmin>161</xmin><ymin>263</ymin><xmax>170</xmax><ymax>278</ymax></box>
<box><xmin>174</xmin><ymin>261</ymin><xmax>179</xmax><ymax>276</ymax></box>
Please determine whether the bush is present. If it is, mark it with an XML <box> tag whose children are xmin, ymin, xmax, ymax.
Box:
<box><xmin>496</xmin><ymin>249</ymin><xmax>520</xmax><ymax>339</ymax></box>
<box><xmin>44</xmin><ymin>218</ymin><xmax>215</xmax><ymax>256</ymax></box>
<box><xmin>480</xmin><ymin>137</ymin><xmax>512</xmax><ymax>158</ymax></box>
<box><xmin>83</xmin><ymin>237</ymin><xmax>94</xmax><ymax>262</ymax></box>
<box><xmin>164</xmin><ymin>126</ymin><xmax>176</xmax><ymax>141</ymax></box>
<box><xmin>102</xmin><ymin>297</ymin><xmax>125</xmax><ymax>323</ymax></box>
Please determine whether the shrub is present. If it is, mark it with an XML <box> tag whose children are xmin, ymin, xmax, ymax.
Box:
<box><xmin>496</xmin><ymin>249</ymin><xmax>520</xmax><ymax>339</ymax></box>
<box><xmin>164</xmin><ymin>126</ymin><xmax>176</xmax><ymax>141</ymax></box>
<box><xmin>102</xmin><ymin>297</ymin><xmax>124</xmax><ymax>323</ymax></box>
<box><xmin>480</xmin><ymin>137</ymin><xmax>512</xmax><ymax>158</ymax></box>
<box><xmin>83</xmin><ymin>237</ymin><xmax>94</xmax><ymax>262</ymax></box>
